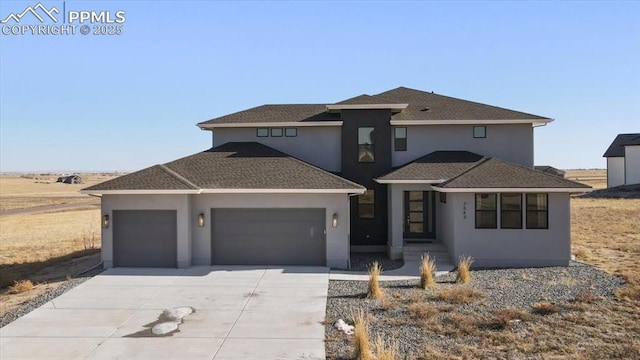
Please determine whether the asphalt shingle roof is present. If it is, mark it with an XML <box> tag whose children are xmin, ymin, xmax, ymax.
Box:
<box><xmin>377</xmin><ymin>151</ymin><xmax>484</xmax><ymax>181</ymax></box>
<box><xmin>603</xmin><ymin>133</ymin><xmax>640</xmax><ymax>157</ymax></box>
<box><xmin>437</xmin><ymin>158</ymin><xmax>589</xmax><ymax>189</ymax></box>
<box><xmin>376</xmin><ymin>87</ymin><xmax>550</xmax><ymax>121</ymax></box>
<box><xmin>198</xmin><ymin>105</ymin><xmax>339</xmax><ymax>125</ymax></box>
<box><xmin>378</xmin><ymin>151</ymin><xmax>589</xmax><ymax>189</ymax></box>
<box><xmin>198</xmin><ymin>86</ymin><xmax>550</xmax><ymax>125</ymax></box>
<box><xmin>83</xmin><ymin>142</ymin><xmax>364</xmax><ymax>192</ymax></box>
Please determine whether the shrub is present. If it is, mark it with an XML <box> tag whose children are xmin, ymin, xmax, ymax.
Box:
<box><xmin>532</xmin><ymin>301</ymin><xmax>560</xmax><ymax>315</ymax></box>
<box><xmin>8</xmin><ymin>280</ymin><xmax>34</xmax><ymax>294</ymax></box>
<box><xmin>456</xmin><ymin>255</ymin><xmax>474</xmax><ymax>284</ymax></box>
<box><xmin>374</xmin><ymin>335</ymin><xmax>398</xmax><ymax>360</ymax></box>
<box><xmin>352</xmin><ymin>309</ymin><xmax>372</xmax><ymax>360</ymax></box>
<box><xmin>367</xmin><ymin>261</ymin><xmax>385</xmax><ymax>299</ymax></box>
<box><xmin>420</xmin><ymin>253</ymin><xmax>437</xmax><ymax>289</ymax></box>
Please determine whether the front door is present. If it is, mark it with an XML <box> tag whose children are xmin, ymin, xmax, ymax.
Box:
<box><xmin>403</xmin><ymin>191</ymin><xmax>436</xmax><ymax>239</ymax></box>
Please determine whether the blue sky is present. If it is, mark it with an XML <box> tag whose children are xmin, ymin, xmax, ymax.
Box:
<box><xmin>0</xmin><ymin>0</ymin><xmax>638</xmax><ymax>172</ymax></box>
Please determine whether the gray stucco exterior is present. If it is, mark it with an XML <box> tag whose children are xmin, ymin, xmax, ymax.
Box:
<box><xmin>100</xmin><ymin>192</ymin><xmax>352</xmax><ymax>269</ymax></box>
<box><xmin>391</xmin><ymin>124</ymin><xmax>534</xmax><ymax>168</ymax></box>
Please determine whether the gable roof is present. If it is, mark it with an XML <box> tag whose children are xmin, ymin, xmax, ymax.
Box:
<box><xmin>376</xmin><ymin>87</ymin><xmax>550</xmax><ymax>121</ymax></box>
<box><xmin>83</xmin><ymin>142</ymin><xmax>365</xmax><ymax>194</ymax></box>
<box><xmin>377</xmin><ymin>151</ymin><xmax>589</xmax><ymax>192</ymax></box>
<box><xmin>603</xmin><ymin>133</ymin><xmax>640</xmax><ymax>157</ymax></box>
<box><xmin>197</xmin><ymin>86</ymin><xmax>551</xmax><ymax>128</ymax></box>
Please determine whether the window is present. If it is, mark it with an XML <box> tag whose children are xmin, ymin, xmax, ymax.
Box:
<box><xmin>475</xmin><ymin>193</ymin><xmax>497</xmax><ymax>228</ymax></box>
<box><xmin>256</xmin><ymin>128</ymin><xmax>268</xmax><ymax>137</ymax></box>
<box><xmin>439</xmin><ymin>192</ymin><xmax>447</xmax><ymax>204</ymax></box>
<box><xmin>358</xmin><ymin>189</ymin><xmax>375</xmax><ymax>219</ymax></box>
<box><xmin>473</xmin><ymin>126</ymin><xmax>486</xmax><ymax>138</ymax></box>
<box><xmin>394</xmin><ymin>127</ymin><xmax>407</xmax><ymax>151</ymax></box>
<box><xmin>271</xmin><ymin>128</ymin><xmax>283</xmax><ymax>137</ymax></box>
<box><xmin>526</xmin><ymin>194</ymin><xmax>548</xmax><ymax>229</ymax></box>
<box><xmin>500</xmin><ymin>194</ymin><xmax>522</xmax><ymax>229</ymax></box>
<box><xmin>285</xmin><ymin>128</ymin><xmax>297</xmax><ymax>137</ymax></box>
<box><xmin>358</xmin><ymin>127</ymin><xmax>375</xmax><ymax>163</ymax></box>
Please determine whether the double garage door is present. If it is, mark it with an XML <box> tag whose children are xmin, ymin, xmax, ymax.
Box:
<box><xmin>112</xmin><ymin>208</ymin><xmax>326</xmax><ymax>267</ymax></box>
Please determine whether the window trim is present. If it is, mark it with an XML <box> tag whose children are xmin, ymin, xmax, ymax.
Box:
<box><xmin>526</xmin><ymin>193</ymin><xmax>549</xmax><ymax>229</ymax></box>
<box><xmin>475</xmin><ymin>193</ymin><xmax>497</xmax><ymax>229</ymax></box>
<box><xmin>358</xmin><ymin>127</ymin><xmax>375</xmax><ymax>163</ymax></box>
<box><xmin>358</xmin><ymin>189</ymin><xmax>375</xmax><ymax>219</ymax></box>
<box><xmin>256</xmin><ymin>128</ymin><xmax>269</xmax><ymax>137</ymax></box>
<box><xmin>394</xmin><ymin>127</ymin><xmax>407</xmax><ymax>151</ymax></box>
<box><xmin>500</xmin><ymin>193</ymin><xmax>523</xmax><ymax>229</ymax></box>
<box><xmin>285</xmin><ymin>128</ymin><xmax>297</xmax><ymax>137</ymax></box>
<box><xmin>270</xmin><ymin>128</ymin><xmax>283</xmax><ymax>137</ymax></box>
<box><xmin>473</xmin><ymin>126</ymin><xmax>486</xmax><ymax>138</ymax></box>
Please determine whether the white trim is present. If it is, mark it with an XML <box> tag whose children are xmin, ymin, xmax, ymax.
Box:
<box><xmin>374</xmin><ymin>179</ymin><xmax>446</xmax><ymax>184</ymax></box>
<box><xmin>81</xmin><ymin>188</ymin><xmax>366</xmax><ymax>195</ymax></box>
<box><xmin>326</xmin><ymin>103</ymin><xmax>408</xmax><ymax>112</ymax></box>
<box><xmin>198</xmin><ymin>121</ymin><xmax>343</xmax><ymax>129</ymax></box>
<box><xmin>80</xmin><ymin>190</ymin><xmax>201</xmax><ymax>195</ymax></box>
<box><xmin>432</xmin><ymin>187</ymin><xmax>590</xmax><ymax>193</ymax></box>
<box><xmin>390</xmin><ymin>119</ymin><xmax>553</xmax><ymax>126</ymax></box>
<box><xmin>199</xmin><ymin>188</ymin><xmax>365</xmax><ymax>194</ymax></box>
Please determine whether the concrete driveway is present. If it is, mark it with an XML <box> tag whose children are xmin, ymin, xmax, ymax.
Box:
<box><xmin>0</xmin><ymin>266</ymin><xmax>329</xmax><ymax>359</ymax></box>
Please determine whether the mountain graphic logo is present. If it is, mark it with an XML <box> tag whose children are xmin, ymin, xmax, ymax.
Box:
<box><xmin>1</xmin><ymin>2</ymin><xmax>59</xmax><ymax>24</ymax></box>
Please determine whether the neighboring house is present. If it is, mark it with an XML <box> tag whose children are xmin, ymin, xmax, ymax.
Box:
<box><xmin>82</xmin><ymin>87</ymin><xmax>589</xmax><ymax>269</ymax></box>
<box><xmin>57</xmin><ymin>175</ymin><xmax>82</xmax><ymax>184</ymax></box>
<box><xmin>603</xmin><ymin>133</ymin><xmax>640</xmax><ymax>188</ymax></box>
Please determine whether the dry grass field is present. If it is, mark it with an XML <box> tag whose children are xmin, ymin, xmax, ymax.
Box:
<box><xmin>564</xmin><ymin>168</ymin><xmax>607</xmax><ymax>190</ymax></box>
<box><xmin>0</xmin><ymin>174</ymin><xmax>118</xmax><ymax>316</ymax></box>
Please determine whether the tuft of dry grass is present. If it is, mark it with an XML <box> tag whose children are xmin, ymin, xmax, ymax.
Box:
<box><xmin>367</xmin><ymin>261</ymin><xmax>385</xmax><ymax>299</ymax></box>
<box><xmin>374</xmin><ymin>335</ymin><xmax>398</xmax><ymax>360</ymax></box>
<box><xmin>532</xmin><ymin>301</ymin><xmax>560</xmax><ymax>315</ymax></box>
<box><xmin>488</xmin><ymin>307</ymin><xmax>531</xmax><ymax>329</ymax></box>
<box><xmin>432</xmin><ymin>287</ymin><xmax>484</xmax><ymax>304</ymax></box>
<box><xmin>456</xmin><ymin>255</ymin><xmax>473</xmax><ymax>284</ymax></box>
<box><xmin>420</xmin><ymin>253</ymin><xmax>437</xmax><ymax>289</ymax></box>
<box><xmin>352</xmin><ymin>309</ymin><xmax>373</xmax><ymax>360</ymax></box>
<box><xmin>407</xmin><ymin>302</ymin><xmax>438</xmax><ymax>320</ymax></box>
<box><xmin>8</xmin><ymin>280</ymin><xmax>34</xmax><ymax>294</ymax></box>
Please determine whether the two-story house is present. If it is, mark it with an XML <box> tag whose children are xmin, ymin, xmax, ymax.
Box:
<box><xmin>83</xmin><ymin>87</ymin><xmax>589</xmax><ymax>269</ymax></box>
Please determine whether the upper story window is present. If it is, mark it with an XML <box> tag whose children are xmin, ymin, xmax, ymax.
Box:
<box><xmin>526</xmin><ymin>194</ymin><xmax>548</xmax><ymax>229</ymax></box>
<box><xmin>358</xmin><ymin>127</ymin><xmax>375</xmax><ymax>163</ymax></box>
<box><xmin>500</xmin><ymin>194</ymin><xmax>522</xmax><ymax>229</ymax></box>
<box><xmin>475</xmin><ymin>193</ymin><xmax>497</xmax><ymax>228</ymax></box>
<box><xmin>358</xmin><ymin>189</ymin><xmax>375</xmax><ymax>219</ymax></box>
<box><xmin>257</xmin><ymin>128</ymin><xmax>269</xmax><ymax>137</ymax></box>
<box><xmin>394</xmin><ymin>127</ymin><xmax>407</xmax><ymax>151</ymax></box>
<box><xmin>271</xmin><ymin>128</ymin><xmax>283</xmax><ymax>137</ymax></box>
<box><xmin>473</xmin><ymin>126</ymin><xmax>486</xmax><ymax>138</ymax></box>
<box><xmin>285</xmin><ymin>128</ymin><xmax>297</xmax><ymax>137</ymax></box>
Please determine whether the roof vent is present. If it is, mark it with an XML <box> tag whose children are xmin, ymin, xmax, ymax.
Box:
<box><xmin>421</xmin><ymin>107</ymin><xmax>429</xmax><ymax>111</ymax></box>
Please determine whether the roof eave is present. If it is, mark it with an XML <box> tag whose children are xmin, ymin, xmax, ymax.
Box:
<box><xmin>374</xmin><ymin>179</ymin><xmax>447</xmax><ymax>184</ymax></box>
<box><xmin>197</xmin><ymin>121</ymin><xmax>343</xmax><ymax>129</ymax></box>
<box><xmin>433</xmin><ymin>187</ymin><xmax>591</xmax><ymax>193</ymax></box>
<box><xmin>390</xmin><ymin>119</ymin><xmax>553</xmax><ymax>126</ymax></box>
<box><xmin>80</xmin><ymin>188</ymin><xmax>366</xmax><ymax>195</ymax></box>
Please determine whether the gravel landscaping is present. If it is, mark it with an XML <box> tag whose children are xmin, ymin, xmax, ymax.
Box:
<box><xmin>325</xmin><ymin>261</ymin><xmax>625</xmax><ymax>359</ymax></box>
<box><xmin>0</xmin><ymin>265</ymin><xmax>104</xmax><ymax>328</ymax></box>
<box><xmin>341</xmin><ymin>252</ymin><xmax>404</xmax><ymax>272</ymax></box>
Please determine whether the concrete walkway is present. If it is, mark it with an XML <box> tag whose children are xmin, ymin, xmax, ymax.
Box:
<box><xmin>0</xmin><ymin>266</ymin><xmax>329</xmax><ymax>360</ymax></box>
<box><xmin>330</xmin><ymin>260</ymin><xmax>455</xmax><ymax>281</ymax></box>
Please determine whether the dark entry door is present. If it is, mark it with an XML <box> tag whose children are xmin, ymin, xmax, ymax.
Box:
<box><xmin>403</xmin><ymin>191</ymin><xmax>436</xmax><ymax>239</ymax></box>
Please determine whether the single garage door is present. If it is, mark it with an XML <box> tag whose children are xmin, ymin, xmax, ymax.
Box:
<box><xmin>211</xmin><ymin>208</ymin><xmax>326</xmax><ymax>266</ymax></box>
<box><xmin>113</xmin><ymin>210</ymin><xmax>177</xmax><ymax>267</ymax></box>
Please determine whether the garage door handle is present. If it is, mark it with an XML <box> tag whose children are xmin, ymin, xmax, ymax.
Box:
<box><xmin>310</xmin><ymin>227</ymin><xmax>314</xmax><ymax>237</ymax></box>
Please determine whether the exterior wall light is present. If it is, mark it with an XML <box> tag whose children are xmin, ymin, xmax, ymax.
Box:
<box><xmin>102</xmin><ymin>214</ymin><xmax>110</xmax><ymax>229</ymax></box>
<box><xmin>198</xmin><ymin>213</ymin><xmax>205</xmax><ymax>227</ymax></box>
<box><xmin>332</xmin><ymin>213</ymin><xmax>338</xmax><ymax>228</ymax></box>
